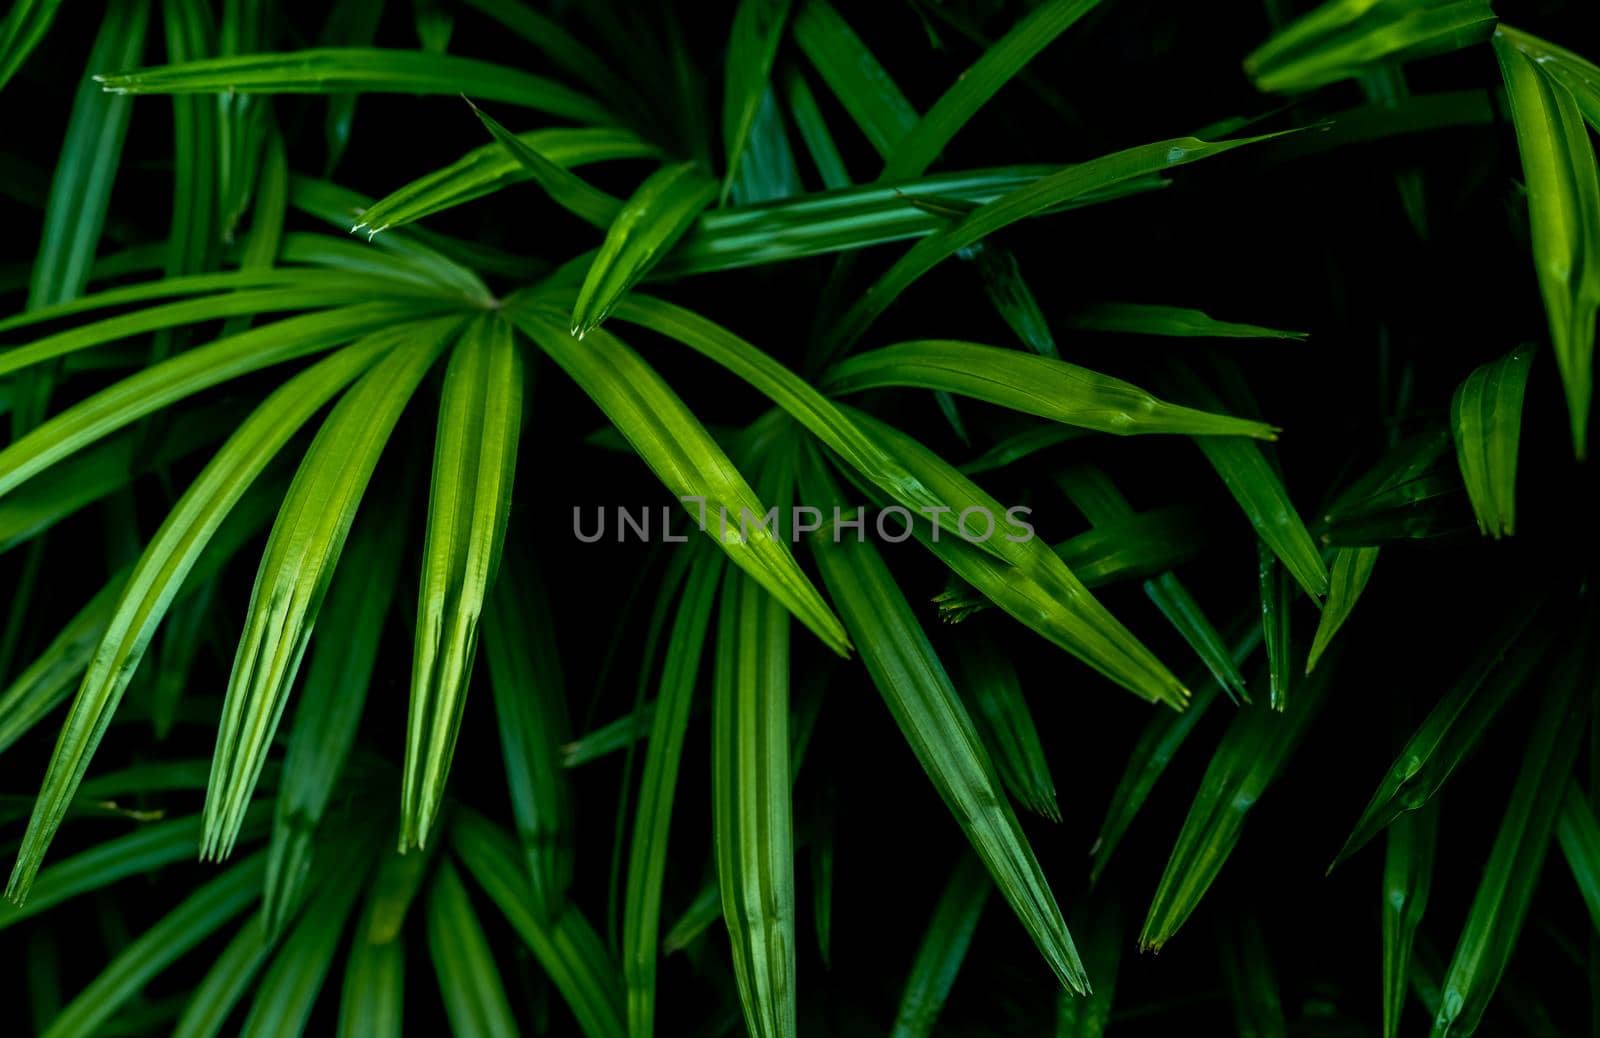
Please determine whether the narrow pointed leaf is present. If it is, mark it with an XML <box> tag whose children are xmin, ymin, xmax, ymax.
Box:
<box><xmin>1494</xmin><ymin>28</ymin><xmax>1600</xmax><ymax>457</ymax></box>
<box><xmin>955</xmin><ymin>638</ymin><xmax>1058</xmax><ymax>821</ymax></box>
<box><xmin>41</xmin><ymin>854</ymin><xmax>265</xmax><ymax>1038</ymax></box>
<box><xmin>825</xmin><ymin>340</ymin><xmax>1277</xmax><ymax>439</ymax></box>
<box><xmin>0</xmin><ymin>301</ymin><xmax>448</xmax><ymax>499</ymax></box>
<box><xmin>623</xmin><ymin>553</ymin><xmax>723</xmax><ymax>1038</ymax></box>
<box><xmin>1384</xmin><ymin>800</ymin><xmax>1438</xmax><ymax>1038</ymax></box>
<box><xmin>353</xmin><ymin>126</ymin><xmax>652</xmax><ymax>235</ymax></box>
<box><xmin>880</xmin><ymin>0</ymin><xmax>1105</xmax><ymax>180</ymax></box>
<box><xmin>241</xmin><ymin>832</ymin><xmax>374</xmax><ymax>1038</ymax></box>
<box><xmin>800</xmin><ymin>448</ymin><xmax>1088</xmax><ymax>993</ymax></box>
<box><xmin>1258</xmin><ymin>542</ymin><xmax>1292</xmax><ymax>711</ymax></box>
<box><xmin>891</xmin><ymin>852</ymin><xmax>991</xmax><ymax>1038</ymax></box>
<box><xmin>4</xmin><ymin>334</ymin><xmax>400</xmax><ymax>903</ymax></box>
<box><xmin>1495</xmin><ymin>25</ymin><xmax>1600</xmax><ymax>133</ymax></box>
<box><xmin>827</xmin><ymin>130</ymin><xmax>1287</xmax><ymax>354</ymax></box>
<box><xmin>263</xmin><ymin>500</ymin><xmax>406</xmax><ymax>933</ymax></box>
<box><xmin>1064</xmin><ymin>302</ymin><xmax>1306</xmax><ymax>341</ymax></box>
<box><xmin>483</xmin><ymin>540</ymin><xmax>574</xmax><ymax>919</ymax></box>
<box><xmin>1140</xmin><ymin>658</ymin><xmax>1337</xmax><ymax>950</ymax></box>
<box><xmin>1449</xmin><ymin>345</ymin><xmax>1534</xmax><ymax>537</ymax></box>
<box><xmin>402</xmin><ymin>314</ymin><xmax>524</xmax><ymax>850</ymax></box>
<box><xmin>427</xmin><ymin>860</ymin><xmax>521</xmax><ymax>1038</ymax></box>
<box><xmin>203</xmin><ymin>317</ymin><xmax>461</xmax><ymax>862</ymax></box>
<box><xmin>452</xmin><ymin>810</ymin><xmax>627</xmax><ymax>1038</ymax></box>
<box><xmin>1432</xmin><ymin>641</ymin><xmax>1588</xmax><ymax>1037</ymax></box>
<box><xmin>470</xmin><ymin>101</ymin><xmax>624</xmax><ymax>229</ymax></box>
<box><xmin>838</xmin><ymin>407</ymin><xmax>1186</xmax><ymax>707</ymax></box>
<box><xmin>1218</xmin><ymin>914</ymin><xmax>1286</xmax><ymax>1038</ymax></box>
<box><xmin>172</xmin><ymin>914</ymin><xmax>277</xmax><ymax>1038</ymax></box>
<box><xmin>1333</xmin><ymin>611</ymin><xmax>1551</xmax><ymax>866</ymax></box>
<box><xmin>712</xmin><ymin>563</ymin><xmax>798</xmax><ymax>1038</ymax></box>
<box><xmin>339</xmin><ymin>897</ymin><xmax>406</xmax><ymax>1038</ymax></box>
<box><xmin>510</xmin><ymin>305</ymin><xmax>849</xmax><ymax>655</ymax></box>
<box><xmin>722</xmin><ymin>0</ymin><xmax>793</xmax><ymax>197</ymax></box>
<box><xmin>96</xmin><ymin>46</ymin><xmax>611</xmax><ymax>122</ymax></box>
<box><xmin>1307</xmin><ymin>546</ymin><xmax>1378</xmax><ymax>672</ymax></box>
<box><xmin>1089</xmin><ymin>628</ymin><xmax>1260</xmax><ymax>885</ymax></box>
<box><xmin>790</xmin><ymin>0</ymin><xmax>916</xmax><ymax>158</ymax></box>
<box><xmin>571</xmin><ymin>162</ymin><xmax>716</xmax><ymax>336</ymax></box>
<box><xmin>1245</xmin><ymin>0</ymin><xmax>1497</xmax><ymax>94</ymax></box>
<box><xmin>0</xmin><ymin>0</ymin><xmax>66</xmax><ymax>91</ymax></box>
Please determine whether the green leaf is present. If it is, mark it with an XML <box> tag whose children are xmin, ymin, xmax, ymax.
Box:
<box><xmin>623</xmin><ymin>553</ymin><xmax>723</xmax><ymax>1038</ymax></box>
<box><xmin>880</xmin><ymin>0</ymin><xmax>1105</xmax><ymax>181</ymax></box>
<box><xmin>824</xmin><ymin>340</ymin><xmax>1278</xmax><ymax>439</ymax></box>
<box><xmin>241</xmin><ymin>828</ymin><xmax>375</xmax><ymax>1038</ymax></box>
<box><xmin>960</xmin><ymin>424</ymin><xmax>1087</xmax><ymax>476</ymax></box>
<box><xmin>799</xmin><ymin>447</ymin><xmax>1088</xmax><ymax>993</ymax></box>
<box><xmin>338</xmin><ymin>893</ymin><xmax>407</xmax><ymax>1038</ymax></box>
<box><xmin>509</xmin><ymin>305</ymin><xmax>850</xmax><ymax>655</ymax></box>
<box><xmin>11</xmin><ymin>0</ymin><xmax>150</xmax><ymax>434</ymax></box>
<box><xmin>455</xmin><ymin>0</ymin><xmax>643</xmax><ymax>117</ymax></box>
<box><xmin>1307</xmin><ymin>546</ymin><xmax>1378</xmax><ymax>672</ymax></box>
<box><xmin>826</xmin><ymin>130</ymin><xmax>1287</xmax><ymax>356</ymax></box>
<box><xmin>0</xmin><ymin>278</ymin><xmax>451</xmax><ymax>381</ymax></box>
<box><xmin>96</xmin><ymin>46</ymin><xmax>612</xmax><ymax>123</ymax></box>
<box><xmin>468</xmin><ymin>101</ymin><xmax>625</xmax><ymax>229</ymax></box>
<box><xmin>0</xmin><ymin>804</ymin><xmax>267</xmax><ymax>930</ymax></box>
<box><xmin>172</xmin><ymin>913</ymin><xmax>277</xmax><ymax>1038</ymax></box>
<box><xmin>955</xmin><ymin>637</ymin><xmax>1058</xmax><ymax>821</ymax></box>
<box><xmin>659</xmin><ymin>165</ymin><xmax>1158</xmax><ymax>276</ymax></box>
<box><xmin>41</xmin><ymin>853</ymin><xmax>265</xmax><ymax>1038</ymax></box>
<box><xmin>0</xmin><ymin>0</ymin><xmax>66</xmax><ymax>91</ymax></box>
<box><xmin>1495</xmin><ymin>25</ymin><xmax>1600</xmax><ymax>133</ymax></box>
<box><xmin>263</xmin><ymin>499</ymin><xmax>407</xmax><ymax>934</ymax></box>
<box><xmin>0</xmin><ymin>301</ymin><xmax>452</xmax><ymax>499</ymax></box>
<box><xmin>483</xmin><ymin>540</ymin><xmax>574</xmax><ymax>920</ymax></box>
<box><xmin>1258</xmin><ymin>541</ymin><xmax>1292</xmax><ymax>711</ymax></box>
<box><xmin>1055</xmin><ymin>464</ymin><xmax>1249</xmax><ymax>703</ymax></box>
<box><xmin>452</xmin><ymin>810</ymin><xmax>628</xmax><ymax>1038</ymax></box>
<box><xmin>891</xmin><ymin>852</ymin><xmax>991</xmax><ymax>1038</ymax></box>
<box><xmin>791</xmin><ymin>0</ymin><xmax>916</xmax><ymax>159</ymax></box>
<box><xmin>402</xmin><ymin>314</ymin><xmax>524</xmax><ymax>850</ymax></box>
<box><xmin>728</xmin><ymin>84</ymin><xmax>802</xmax><ymax>204</ymax></box>
<box><xmin>1432</xmin><ymin>640</ymin><xmax>1588</xmax><ymax>1037</ymax></box>
<box><xmin>837</xmin><ymin>407</ymin><xmax>1187</xmax><ymax>707</ymax></box>
<box><xmin>1063</xmin><ymin>302</ymin><xmax>1307</xmax><ymax>341</ymax></box>
<box><xmin>571</xmin><ymin>162</ymin><xmax>717</xmax><ymax>336</ymax></box>
<box><xmin>1055</xmin><ymin>897</ymin><xmax>1121</xmax><ymax>1038</ymax></box>
<box><xmin>1218</xmin><ymin>914</ymin><xmax>1286</xmax><ymax>1038</ymax></box>
<box><xmin>1383</xmin><ymin>800</ymin><xmax>1438</xmax><ymax>1038</ymax></box>
<box><xmin>1144</xmin><ymin>575</ymin><xmax>1251</xmax><ymax>705</ymax></box>
<box><xmin>1558</xmin><ymin>783</ymin><xmax>1600</xmax><ymax>936</ymax></box>
<box><xmin>722</xmin><ymin>0</ymin><xmax>793</xmax><ymax>198</ymax></box>
<box><xmin>1332</xmin><ymin>610</ymin><xmax>1551</xmax><ymax>867</ymax></box>
<box><xmin>1140</xmin><ymin>657</ymin><xmax>1337</xmax><ymax>950</ymax></box>
<box><xmin>783</xmin><ymin>67</ymin><xmax>851</xmax><ymax>189</ymax></box>
<box><xmin>202</xmin><ymin>317</ymin><xmax>462</xmax><ymax>862</ymax></box>
<box><xmin>2</xmin><ymin>333</ymin><xmax>399</xmax><ymax>904</ymax></box>
<box><xmin>1494</xmin><ymin>28</ymin><xmax>1600</xmax><ymax>458</ymax></box>
<box><xmin>1173</xmin><ymin>368</ymin><xmax>1328</xmax><ymax>599</ymax></box>
<box><xmin>712</xmin><ymin>562</ymin><xmax>798</xmax><ymax>1038</ymax></box>
<box><xmin>0</xmin><ymin>405</ymin><xmax>225</xmax><ymax>551</ymax></box>
<box><xmin>966</xmin><ymin>243</ymin><xmax>1058</xmax><ymax>357</ymax></box>
<box><xmin>1245</xmin><ymin>0</ymin><xmax>1497</xmax><ymax>94</ymax></box>
<box><xmin>1449</xmin><ymin>345</ymin><xmax>1534</xmax><ymax>537</ymax></box>
<box><xmin>427</xmin><ymin>860</ymin><xmax>521</xmax><ymax>1038</ymax></box>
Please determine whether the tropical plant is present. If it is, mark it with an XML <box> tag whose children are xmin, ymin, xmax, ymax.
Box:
<box><xmin>0</xmin><ymin>0</ymin><xmax>1597</xmax><ymax>1035</ymax></box>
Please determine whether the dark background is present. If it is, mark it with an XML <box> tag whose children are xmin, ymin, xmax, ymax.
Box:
<box><xmin>3</xmin><ymin>0</ymin><xmax>1600</xmax><ymax>1034</ymax></box>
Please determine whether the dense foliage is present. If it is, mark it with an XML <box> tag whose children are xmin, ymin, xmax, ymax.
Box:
<box><xmin>1</xmin><ymin>0</ymin><xmax>1599</xmax><ymax>1035</ymax></box>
